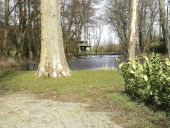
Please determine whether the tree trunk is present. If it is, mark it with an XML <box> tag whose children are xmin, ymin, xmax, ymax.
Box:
<box><xmin>37</xmin><ymin>0</ymin><xmax>70</xmax><ymax>77</ymax></box>
<box><xmin>129</xmin><ymin>0</ymin><xmax>137</xmax><ymax>60</ymax></box>
<box><xmin>3</xmin><ymin>0</ymin><xmax>9</xmax><ymax>54</ymax></box>
<box><xmin>32</xmin><ymin>0</ymin><xmax>40</xmax><ymax>61</ymax></box>
<box><xmin>138</xmin><ymin>5</ymin><xmax>144</xmax><ymax>53</ymax></box>
<box><xmin>159</xmin><ymin>0</ymin><xmax>170</xmax><ymax>57</ymax></box>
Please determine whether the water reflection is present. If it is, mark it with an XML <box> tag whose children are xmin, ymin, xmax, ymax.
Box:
<box><xmin>68</xmin><ymin>55</ymin><xmax>120</xmax><ymax>70</ymax></box>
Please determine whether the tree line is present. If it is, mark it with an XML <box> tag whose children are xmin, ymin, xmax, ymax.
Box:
<box><xmin>0</xmin><ymin>0</ymin><xmax>100</xmax><ymax>67</ymax></box>
<box><xmin>107</xmin><ymin>0</ymin><xmax>170</xmax><ymax>59</ymax></box>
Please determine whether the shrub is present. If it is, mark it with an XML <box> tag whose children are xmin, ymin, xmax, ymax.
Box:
<box><xmin>147</xmin><ymin>42</ymin><xmax>167</xmax><ymax>54</ymax></box>
<box><xmin>119</xmin><ymin>53</ymin><xmax>170</xmax><ymax>107</ymax></box>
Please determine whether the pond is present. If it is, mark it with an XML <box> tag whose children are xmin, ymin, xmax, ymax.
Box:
<box><xmin>68</xmin><ymin>55</ymin><xmax>120</xmax><ymax>70</ymax></box>
<box><xmin>0</xmin><ymin>55</ymin><xmax>120</xmax><ymax>71</ymax></box>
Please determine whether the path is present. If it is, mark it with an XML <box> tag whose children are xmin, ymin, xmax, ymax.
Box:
<box><xmin>0</xmin><ymin>93</ymin><xmax>121</xmax><ymax>128</ymax></box>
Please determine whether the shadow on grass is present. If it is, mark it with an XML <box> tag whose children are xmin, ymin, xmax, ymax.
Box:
<box><xmin>0</xmin><ymin>70</ymin><xmax>15</xmax><ymax>79</ymax></box>
<box><xmin>103</xmin><ymin>89</ymin><xmax>169</xmax><ymax>128</ymax></box>
<box><xmin>120</xmin><ymin>91</ymin><xmax>170</xmax><ymax>128</ymax></box>
<box><xmin>0</xmin><ymin>70</ymin><xmax>16</xmax><ymax>91</ymax></box>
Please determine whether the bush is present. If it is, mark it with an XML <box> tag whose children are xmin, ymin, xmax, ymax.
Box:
<box><xmin>119</xmin><ymin>53</ymin><xmax>170</xmax><ymax>107</ymax></box>
<box><xmin>147</xmin><ymin>42</ymin><xmax>167</xmax><ymax>54</ymax></box>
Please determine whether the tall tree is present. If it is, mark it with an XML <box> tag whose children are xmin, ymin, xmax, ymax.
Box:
<box><xmin>129</xmin><ymin>0</ymin><xmax>137</xmax><ymax>60</ymax></box>
<box><xmin>37</xmin><ymin>0</ymin><xmax>70</xmax><ymax>77</ymax></box>
<box><xmin>159</xmin><ymin>0</ymin><xmax>170</xmax><ymax>57</ymax></box>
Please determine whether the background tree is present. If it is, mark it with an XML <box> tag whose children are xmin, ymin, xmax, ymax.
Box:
<box><xmin>107</xmin><ymin>0</ymin><xmax>160</xmax><ymax>55</ymax></box>
<box><xmin>159</xmin><ymin>0</ymin><xmax>170</xmax><ymax>57</ymax></box>
<box><xmin>61</xmin><ymin>0</ymin><xmax>97</xmax><ymax>58</ymax></box>
<box><xmin>107</xmin><ymin>0</ymin><xmax>130</xmax><ymax>54</ymax></box>
<box><xmin>2</xmin><ymin>0</ymin><xmax>9</xmax><ymax>56</ymax></box>
<box><xmin>93</xmin><ymin>22</ymin><xmax>103</xmax><ymax>55</ymax></box>
<box><xmin>138</xmin><ymin>0</ymin><xmax>159</xmax><ymax>52</ymax></box>
<box><xmin>0</xmin><ymin>0</ymin><xmax>98</xmax><ymax>68</ymax></box>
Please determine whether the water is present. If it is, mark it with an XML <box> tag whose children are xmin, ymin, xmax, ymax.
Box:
<box><xmin>68</xmin><ymin>55</ymin><xmax>120</xmax><ymax>70</ymax></box>
<box><xmin>0</xmin><ymin>55</ymin><xmax>120</xmax><ymax>71</ymax></box>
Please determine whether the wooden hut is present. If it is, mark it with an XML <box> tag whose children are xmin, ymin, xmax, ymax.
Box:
<box><xmin>78</xmin><ymin>41</ymin><xmax>91</xmax><ymax>54</ymax></box>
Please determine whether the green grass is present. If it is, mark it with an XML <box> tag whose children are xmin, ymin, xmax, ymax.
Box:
<box><xmin>0</xmin><ymin>70</ymin><xmax>124</xmax><ymax>93</ymax></box>
<box><xmin>0</xmin><ymin>70</ymin><xmax>169</xmax><ymax>128</ymax></box>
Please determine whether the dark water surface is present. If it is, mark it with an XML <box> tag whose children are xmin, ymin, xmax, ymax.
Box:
<box><xmin>68</xmin><ymin>55</ymin><xmax>120</xmax><ymax>70</ymax></box>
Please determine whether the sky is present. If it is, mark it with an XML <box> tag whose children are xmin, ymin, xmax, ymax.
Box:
<box><xmin>94</xmin><ymin>0</ymin><xmax>118</xmax><ymax>45</ymax></box>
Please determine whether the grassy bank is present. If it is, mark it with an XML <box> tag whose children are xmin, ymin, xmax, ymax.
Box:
<box><xmin>0</xmin><ymin>70</ymin><xmax>169</xmax><ymax>128</ymax></box>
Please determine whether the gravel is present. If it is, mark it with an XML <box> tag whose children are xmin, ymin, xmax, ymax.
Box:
<box><xmin>0</xmin><ymin>93</ymin><xmax>121</xmax><ymax>128</ymax></box>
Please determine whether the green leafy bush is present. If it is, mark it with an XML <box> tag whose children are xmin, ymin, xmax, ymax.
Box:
<box><xmin>119</xmin><ymin>53</ymin><xmax>170</xmax><ymax>107</ymax></box>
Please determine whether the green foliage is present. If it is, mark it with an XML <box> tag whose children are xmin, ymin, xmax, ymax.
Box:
<box><xmin>119</xmin><ymin>53</ymin><xmax>170</xmax><ymax>107</ymax></box>
<box><xmin>147</xmin><ymin>41</ymin><xmax>167</xmax><ymax>54</ymax></box>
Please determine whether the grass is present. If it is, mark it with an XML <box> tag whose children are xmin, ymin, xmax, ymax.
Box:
<box><xmin>0</xmin><ymin>70</ymin><xmax>169</xmax><ymax>128</ymax></box>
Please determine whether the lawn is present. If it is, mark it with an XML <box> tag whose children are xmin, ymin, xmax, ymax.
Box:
<box><xmin>0</xmin><ymin>70</ymin><xmax>169</xmax><ymax>128</ymax></box>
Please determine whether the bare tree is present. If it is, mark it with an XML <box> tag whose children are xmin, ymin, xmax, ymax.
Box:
<box><xmin>107</xmin><ymin>0</ymin><xmax>130</xmax><ymax>54</ymax></box>
<box><xmin>93</xmin><ymin>23</ymin><xmax>103</xmax><ymax>54</ymax></box>
<box><xmin>138</xmin><ymin>0</ymin><xmax>159</xmax><ymax>52</ymax></box>
<box><xmin>107</xmin><ymin>0</ymin><xmax>159</xmax><ymax>54</ymax></box>
<box><xmin>61</xmin><ymin>0</ymin><xmax>97</xmax><ymax>57</ymax></box>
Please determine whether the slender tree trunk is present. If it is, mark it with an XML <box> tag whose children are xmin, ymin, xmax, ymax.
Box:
<box><xmin>32</xmin><ymin>0</ymin><xmax>39</xmax><ymax>61</ymax></box>
<box><xmin>129</xmin><ymin>0</ymin><xmax>137</xmax><ymax>60</ymax></box>
<box><xmin>159</xmin><ymin>13</ymin><xmax>162</xmax><ymax>40</ymax></box>
<box><xmin>138</xmin><ymin>5</ymin><xmax>144</xmax><ymax>53</ymax></box>
<box><xmin>159</xmin><ymin>0</ymin><xmax>170</xmax><ymax>57</ymax></box>
<box><xmin>3</xmin><ymin>0</ymin><xmax>10</xmax><ymax>55</ymax></box>
<box><xmin>37</xmin><ymin>0</ymin><xmax>70</xmax><ymax>77</ymax></box>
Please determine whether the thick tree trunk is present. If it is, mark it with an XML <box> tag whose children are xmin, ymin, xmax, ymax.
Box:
<box><xmin>37</xmin><ymin>0</ymin><xmax>70</xmax><ymax>78</ymax></box>
<box><xmin>159</xmin><ymin>0</ymin><xmax>170</xmax><ymax>57</ymax></box>
<box><xmin>129</xmin><ymin>0</ymin><xmax>137</xmax><ymax>60</ymax></box>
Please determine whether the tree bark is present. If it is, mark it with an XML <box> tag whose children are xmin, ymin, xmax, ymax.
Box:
<box><xmin>37</xmin><ymin>0</ymin><xmax>70</xmax><ymax>78</ymax></box>
<box><xmin>129</xmin><ymin>0</ymin><xmax>137</xmax><ymax>60</ymax></box>
<box><xmin>159</xmin><ymin>0</ymin><xmax>170</xmax><ymax>57</ymax></box>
